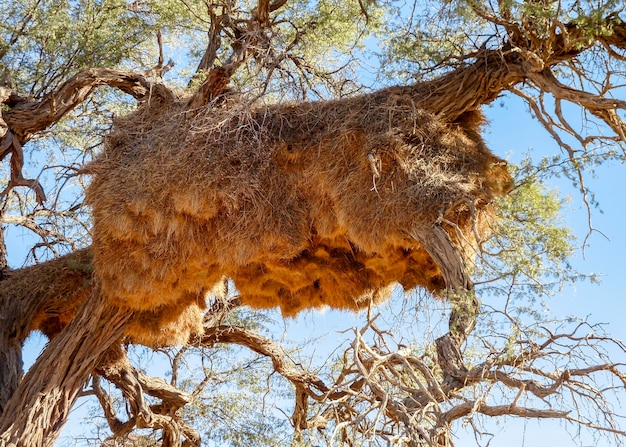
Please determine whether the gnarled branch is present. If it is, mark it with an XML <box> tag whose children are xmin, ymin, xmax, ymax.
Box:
<box><xmin>2</xmin><ymin>68</ymin><xmax>167</xmax><ymax>144</ymax></box>
<box><xmin>93</xmin><ymin>344</ymin><xmax>198</xmax><ymax>447</ymax></box>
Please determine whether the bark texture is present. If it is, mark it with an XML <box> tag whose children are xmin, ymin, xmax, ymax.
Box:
<box><xmin>0</xmin><ymin>288</ymin><xmax>131</xmax><ymax>447</ymax></box>
<box><xmin>0</xmin><ymin>249</ymin><xmax>92</xmax><ymax>414</ymax></box>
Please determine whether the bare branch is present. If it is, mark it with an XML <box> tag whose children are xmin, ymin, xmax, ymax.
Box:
<box><xmin>195</xmin><ymin>324</ymin><xmax>330</xmax><ymax>397</ymax></box>
<box><xmin>441</xmin><ymin>400</ymin><xmax>570</xmax><ymax>423</ymax></box>
<box><xmin>92</xmin><ymin>376</ymin><xmax>124</xmax><ymax>434</ymax></box>
<box><xmin>3</xmin><ymin>68</ymin><xmax>167</xmax><ymax>143</ymax></box>
<box><xmin>94</xmin><ymin>344</ymin><xmax>199</xmax><ymax>447</ymax></box>
<box><xmin>193</xmin><ymin>324</ymin><xmax>332</xmax><ymax>431</ymax></box>
<box><xmin>527</xmin><ymin>69</ymin><xmax>626</xmax><ymax>143</ymax></box>
<box><xmin>0</xmin><ymin>134</ymin><xmax>46</xmax><ymax>204</ymax></box>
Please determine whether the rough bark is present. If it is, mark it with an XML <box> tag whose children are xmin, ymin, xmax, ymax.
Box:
<box><xmin>0</xmin><ymin>249</ymin><xmax>93</xmax><ymax>414</ymax></box>
<box><xmin>416</xmin><ymin>225</ymin><xmax>478</xmax><ymax>388</ymax></box>
<box><xmin>0</xmin><ymin>287</ymin><xmax>131</xmax><ymax>447</ymax></box>
<box><xmin>0</xmin><ymin>338</ymin><xmax>21</xmax><ymax>422</ymax></box>
<box><xmin>3</xmin><ymin>69</ymin><xmax>157</xmax><ymax>144</ymax></box>
<box><xmin>94</xmin><ymin>345</ymin><xmax>199</xmax><ymax>447</ymax></box>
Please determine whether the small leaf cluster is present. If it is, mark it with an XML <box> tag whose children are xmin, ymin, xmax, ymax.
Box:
<box><xmin>475</xmin><ymin>159</ymin><xmax>581</xmax><ymax>305</ymax></box>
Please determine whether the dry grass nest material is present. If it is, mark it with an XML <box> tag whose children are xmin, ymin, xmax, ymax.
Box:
<box><xmin>86</xmin><ymin>84</ymin><xmax>512</xmax><ymax>345</ymax></box>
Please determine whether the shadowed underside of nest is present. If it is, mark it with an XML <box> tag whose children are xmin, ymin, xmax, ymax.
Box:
<box><xmin>85</xmin><ymin>84</ymin><xmax>511</xmax><ymax>346</ymax></box>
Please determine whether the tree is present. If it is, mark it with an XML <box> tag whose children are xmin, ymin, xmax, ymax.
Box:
<box><xmin>1</xmin><ymin>0</ymin><xmax>625</xmax><ymax>446</ymax></box>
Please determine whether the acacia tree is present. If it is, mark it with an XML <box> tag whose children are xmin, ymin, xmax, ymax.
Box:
<box><xmin>1</xmin><ymin>1</ymin><xmax>626</xmax><ymax>446</ymax></box>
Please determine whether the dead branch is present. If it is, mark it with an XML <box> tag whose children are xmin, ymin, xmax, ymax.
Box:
<box><xmin>194</xmin><ymin>324</ymin><xmax>331</xmax><ymax>430</ymax></box>
<box><xmin>307</xmin><ymin>318</ymin><xmax>626</xmax><ymax>446</ymax></box>
<box><xmin>1</xmin><ymin>213</ymin><xmax>69</xmax><ymax>244</ymax></box>
<box><xmin>93</xmin><ymin>344</ymin><xmax>199</xmax><ymax>447</ymax></box>
<box><xmin>440</xmin><ymin>400</ymin><xmax>570</xmax><ymax>423</ymax></box>
<box><xmin>97</xmin><ymin>346</ymin><xmax>192</xmax><ymax>410</ymax></box>
<box><xmin>145</xmin><ymin>31</ymin><xmax>175</xmax><ymax>79</ymax></box>
<box><xmin>92</xmin><ymin>376</ymin><xmax>125</xmax><ymax>435</ymax></box>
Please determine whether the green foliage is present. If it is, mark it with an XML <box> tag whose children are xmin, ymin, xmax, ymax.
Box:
<box><xmin>223</xmin><ymin>0</ymin><xmax>386</xmax><ymax>97</ymax></box>
<box><xmin>377</xmin><ymin>0</ymin><xmax>483</xmax><ymax>82</ymax></box>
<box><xmin>2</xmin><ymin>0</ymin><xmax>145</xmax><ymax>95</ymax></box>
<box><xmin>475</xmin><ymin>159</ymin><xmax>583</xmax><ymax>308</ymax></box>
<box><xmin>282</xmin><ymin>0</ymin><xmax>384</xmax><ymax>70</ymax></box>
<box><xmin>375</xmin><ymin>0</ymin><xmax>626</xmax><ymax>83</ymax></box>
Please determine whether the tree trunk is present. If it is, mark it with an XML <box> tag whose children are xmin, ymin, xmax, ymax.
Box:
<box><xmin>0</xmin><ymin>249</ymin><xmax>93</xmax><ymax>415</ymax></box>
<box><xmin>416</xmin><ymin>225</ymin><xmax>477</xmax><ymax>383</ymax></box>
<box><xmin>0</xmin><ymin>287</ymin><xmax>131</xmax><ymax>447</ymax></box>
<box><xmin>0</xmin><ymin>338</ymin><xmax>22</xmax><ymax>418</ymax></box>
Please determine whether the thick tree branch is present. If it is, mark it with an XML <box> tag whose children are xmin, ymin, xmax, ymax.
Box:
<box><xmin>0</xmin><ymin>131</ymin><xmax>46</xmax><ymax>204</ymax></box>
<box><xmin>194</xmin><ymin>324</ymin><xmax>331</xmax><ymax>430</ymax></box>
<box><xmin>527</xmin><ymin>68</ymin><xmax>626</xmax><ymax>143</ymax></box>
<box><xmin>413</xmin><ymin>224</ymin><xmax>478</xmax><ymax>390</ymax></box>
<box><xmin>2</xmin><ymin>68</ymin><xmax>166</xmax><ymax>144</ymax></box>
<box><xmin>97</xmin><ymin>345</ymin><xmax>192</xmax><ymax>411</ymax></box>
<box><xmin>0</xmin><ymin>86</ymin><xmax>45</xmax><ymax>203</ymax></box>
<box><xmin>0</xmin><ymin>287</ymin><xmax>132</xmax><ymax>447</ymax></box>
<box><xmin>92</xmin><ymin>376</ymin><xmax>125</xmax><ymax>434</ymax></box>
<box><xmin>194</xmin><ymin>13</ymin><xmax>224</xmax><ymax>75</ymax></box>
<box><xmin>94</xmin><ymin>344</ymin><xmax>198</xmax><ymax>447</ymax></box>
<box><xmin>187</xmin><ymin>0</ymin><xmax>288</xmax><ymax>108</ymax></box>
<box><xmin>416</xmin><ymin>14</ymin><xmax>626</xmax><ymax>124</ymax></box>
<box><xmin>440</xmin><ymin>400</ymin><xmax>570</xmax><ymax>423</ymax></box>
<box><xmin>196</xmin><ymin>325</ymin><xmax>329</xmax><ymax>396</ymax></box>
<box><xmin>0</xmin><ymin>248</ymin><xmax>92</xmax><ymax>414</ymax></box>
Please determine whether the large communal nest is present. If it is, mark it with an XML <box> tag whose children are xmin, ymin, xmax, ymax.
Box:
<box><xmin>86</xmin><ymin>85</ymin><xmax>511</xmax><ymax>346</ymax></box>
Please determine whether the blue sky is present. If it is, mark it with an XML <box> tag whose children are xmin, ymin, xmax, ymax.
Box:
<box><xmin>484</xmin><ymin>93</ymin><xmax>626</xmax><ymax>342</ymax></box>
<box><xmin>457</xmin><ymin>93</ymin><xmax>626</xmax><ymax>446</ymax></box>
